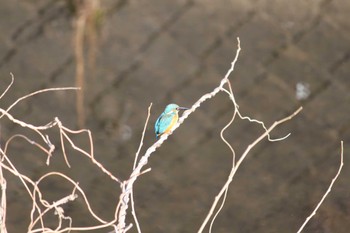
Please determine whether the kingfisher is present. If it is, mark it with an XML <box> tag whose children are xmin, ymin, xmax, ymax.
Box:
<box><xmin>155</xmin><ymin>103</ymin><xmax>189</xmax><ymax>139</ymax></box>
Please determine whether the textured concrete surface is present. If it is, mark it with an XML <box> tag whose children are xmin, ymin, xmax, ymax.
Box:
<box><xmin>0</xmin><ymin>0</ymin><xmax>350</xmax><ymax>232</ymax></box>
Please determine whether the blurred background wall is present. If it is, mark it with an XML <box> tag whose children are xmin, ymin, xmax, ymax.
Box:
<box><xmin>0</xmin><ymin>0</ymin><xmax>349</xmax><ymax>232</ymax></box>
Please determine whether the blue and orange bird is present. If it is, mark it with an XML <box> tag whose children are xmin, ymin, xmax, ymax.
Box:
<box><xmin>155</xmin><ymin>103</ymin><xmax>188</xmax><ymax>139</ymax></box>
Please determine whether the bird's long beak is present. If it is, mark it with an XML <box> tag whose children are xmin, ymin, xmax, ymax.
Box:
<box><xmin>178</xmin><ymin>107</ymin><xmax>189</xmax><ymax>110</ymax></box>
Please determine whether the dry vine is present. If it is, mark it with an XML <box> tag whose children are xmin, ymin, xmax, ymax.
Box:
<box><xmin>0</xmin><ymin>74</ymin><xmax>120</xmax><ymax>233</ymax></box>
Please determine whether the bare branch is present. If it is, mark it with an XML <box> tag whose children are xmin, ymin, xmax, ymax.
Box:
<box><xmin>1</xmin><ymin>87</ymin><xmax>80</xmax><ymax>119</ymax></box>
<box><xmin>0</xmin><ymin>73</ymin><xmax>14</xmax><ymax>100</ymax></box>
<box><xmin>131</xmin><ymin>103</ymin><xmax>153</xmax><ymax>233</ymax></box>
<box><xmin>297</xmin><ymin>141</ymin><xmax>344</xmax><ymax>233</ymax></box>
<box><xmin>115</xmin><ymin>38</ymin><xmax>242</xmax><ymax>232</ymax></box>
<box><xmin>0</xmin><ymin>164</ymin><xmax>7</xmax><ymax>233</ymax></box>
<box><xmin>0</xmin><ymin>77</ymin><xmax>120</xmax><ymax>232</ymax></box>
<box><xmin>198</xmin><ymin>107</ymin><xmax>303</xmax><ymax>233</ymax></box>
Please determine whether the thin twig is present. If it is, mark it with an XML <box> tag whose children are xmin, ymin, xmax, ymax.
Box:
<box><xmin>133</xmin><ymin>103</ymin><xmax>153</xmax><ymax>169</ymax></box>
<box><xmin>198</xmin><ymin>107</ymin><xmax>303</xmax><ymax>233</ymax></box>
<box><xmin>56</xmin><ymin>118</ymin><xmax>121</xmax><ymax>184</ymax></box>
<box><xmin>0</xmin><ymin>87</ymin><xmax>80</xmax><ymax>119</ymax></box>
<box><xmin>0</xmin><ymin>73</ymin><xmax>14</xmax><ymax>100</ymax></box>
<box><xmin>0</xmin><ymin>163</ymin><xmax>7</xmax><ymax>233</ymax></box>
<box><xmin>131</xmin><ymin>103</ymin><xmax>153</xmax><ymax>233</ymax></box>
<box><xmin>0</xmin><ymin>148</ymin><xmax>46</xmax><ymax>231</ymax></box>
<box><xmin>297</xmin><ymin>141</ymin><xmax>344</xmax><ymax>233</ymax></box>
<box><xmin>209</xmin><ymin>80</ymin><xmax>238</xmax><ymax>232</ymax></box>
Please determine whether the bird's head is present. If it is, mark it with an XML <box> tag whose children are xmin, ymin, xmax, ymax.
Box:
<box><xmin>164</xmin><ymin>103</ymin><xmax>188</xmax><ymax>114</ymax></box>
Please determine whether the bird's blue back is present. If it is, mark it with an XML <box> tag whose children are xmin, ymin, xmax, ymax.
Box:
<box><xmin>155</xmin><ymin>104</ymin><xmax>179</xmax><ymax>139</ymax></box>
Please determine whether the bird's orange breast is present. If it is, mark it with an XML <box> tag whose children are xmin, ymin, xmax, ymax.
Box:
<box><xmin>164</xmin><ymin>113</ymin><xmax>178</xmax><ymax>134</ymax></box>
